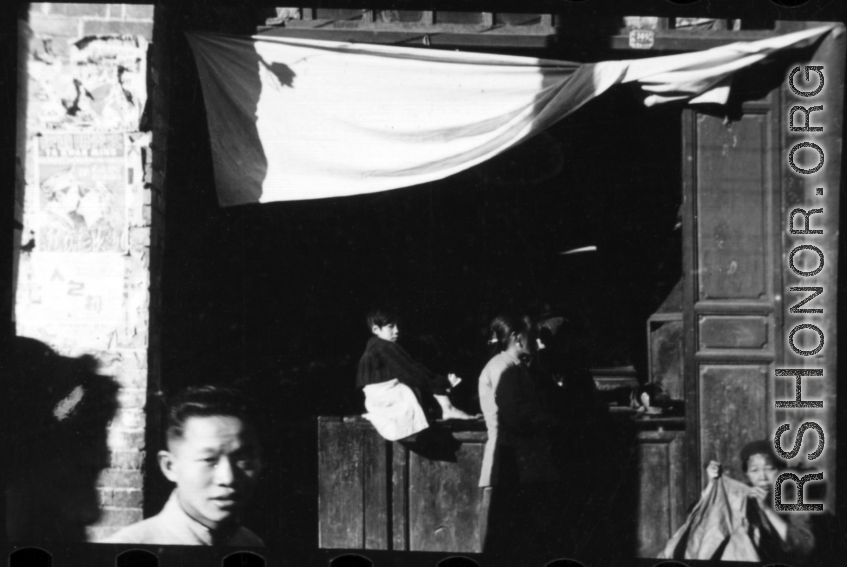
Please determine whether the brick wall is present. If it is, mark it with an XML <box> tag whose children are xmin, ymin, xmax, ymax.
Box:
<box><xmin>15</xmin><ymin>3</ymin><xmax>156</xmax><ymax>542</ymax></box>
<box><xmin>29</xmin><ymin>3</ymin><xmax>153</xmax><ymax>38</ymax></box>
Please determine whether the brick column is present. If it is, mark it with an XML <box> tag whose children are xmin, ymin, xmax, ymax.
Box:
<box><xmin>13</xmin><ymin>3</ymin><xmax>157</xmax><ymax>542</ymax></box>
<box><xmin>140</xmin><ymin>0</ymin><xmax>173</xmax><ymax>520</ymax></box>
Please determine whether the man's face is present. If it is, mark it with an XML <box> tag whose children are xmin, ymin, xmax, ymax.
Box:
<box><xmin>159</xmin><ymin>415</ymin><xmax>261</xmax><ymax>531</ymax></box>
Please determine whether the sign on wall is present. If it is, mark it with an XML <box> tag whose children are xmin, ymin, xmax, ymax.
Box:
<box><xmin>17</xmin><ymin>32</ymin><xmax>147</xmax><ymax>355</ymax></box>
<box><xmin>15</xmin><ymin>252</ymin><xmax>125</xmax><ymax>353</ymax></box>
<box><xmin>34</xmin><ymin>133</ymin><xmax>128</xmax><ymax>253</ymax></box>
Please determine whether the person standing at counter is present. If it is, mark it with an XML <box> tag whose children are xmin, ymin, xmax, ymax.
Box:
<box><xmin>477</xmin><ymin>314</ymin><xmax>532</xmax><ymax>489</ymax></box>
<box><xmin>480</xmin><ymin>313</ymin><xmax>573</xmax><ymax>564</ymax></box>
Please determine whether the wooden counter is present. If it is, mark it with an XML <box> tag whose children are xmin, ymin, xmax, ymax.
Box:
<box><xmin>318</xmin><ymin>414</ymin><xmax>687</xmax><ymax>556</ymax></box>
<box><xmin>318</xmin><ymin>416</ymin><xmax>488</xmax><ymax>552</ymax></box>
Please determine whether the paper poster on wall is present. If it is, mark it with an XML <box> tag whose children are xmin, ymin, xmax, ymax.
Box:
<box><xmin>33</xmin><ymin>132</ymin><xmax>128</xmax><ymax>253</ymax></box>
<box><xmin>15</xmin><ymin>252</ymin><xmax>125</xmax><ymax>354</ymax></box>
<box><xmin>27</xmin><ymin>34</ymin><xmax>147</xmax><ymax>132</ymax></box>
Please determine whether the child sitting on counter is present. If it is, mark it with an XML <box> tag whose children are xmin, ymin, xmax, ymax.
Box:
<box><xmin>357</xmin><ymin>307</ymin><xmax>476</xmax><ymax>440</ymax></box>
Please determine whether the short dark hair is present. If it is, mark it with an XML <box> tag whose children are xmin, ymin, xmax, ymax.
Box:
<box><xmin>739</xmin><ymin>440</ymin><xmax>786</xmax><ymax>472</ymax></box>
<box><xmin>366</xmin><ymin>307</ymin><xmax>398</xmax><ymax>330</ymax></box>
<box><xmin>165</xmin><ymin>386</ymin><xmax>256</xmax><ymax>445</ymax></box>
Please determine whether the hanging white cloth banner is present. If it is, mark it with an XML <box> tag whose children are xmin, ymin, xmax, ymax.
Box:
<box><xmin>186</xmin><ymin>25</ymin><xmax>835</xmax><ymax>206</ymax></box>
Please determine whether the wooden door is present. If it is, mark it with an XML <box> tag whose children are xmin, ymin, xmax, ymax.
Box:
<box><xmin>681</xmin><ymin>22</ymin><xmax>843</xmax><ymax>508</ymax></box>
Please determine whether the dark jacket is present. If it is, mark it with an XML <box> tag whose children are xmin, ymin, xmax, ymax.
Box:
<box><xmin>356</xmin><ymin>336</ymin><xmax>451</xmax><ymax>395</ymax></box>
<box><xmin>748</xmin><ymin>498</ymin><xmax>815</xmax><ymax>564</ymax></box>
<box><xmin>495</xmin><ymin>362</ymin><xmax>564</xmax><ymax>484</ymax></box>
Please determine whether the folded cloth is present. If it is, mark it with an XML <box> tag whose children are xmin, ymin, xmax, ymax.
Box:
<box><xmin>362</xmin><ymin>379</ymin><xmax>429</xmax><ymax>441</ymax></box>
<box><xmin>658</xmin><ymin>475</ymin><xmax>759</xmax><ymax>561</ymax></box>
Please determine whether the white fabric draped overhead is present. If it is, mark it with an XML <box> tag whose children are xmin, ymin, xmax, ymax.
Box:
<box><xmin>186</xmin><ymin>25</ymin><xmax>834</xmax><ymax>206</ymax></box>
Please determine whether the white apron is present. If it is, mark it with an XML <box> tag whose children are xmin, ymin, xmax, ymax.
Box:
<box><xmin>362</xmin><ymin>379</ymin><xmax>429</xmax><ymax>441</ymax></box>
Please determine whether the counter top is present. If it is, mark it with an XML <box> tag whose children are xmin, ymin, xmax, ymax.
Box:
<box><xmin>320</xmin><ymin>409</ymin><xmax>684</xmax><ymax>432</ymax></box>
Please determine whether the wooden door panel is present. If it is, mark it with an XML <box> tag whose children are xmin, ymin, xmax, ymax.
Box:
<box><xmin>699</xmin><ymin>364</ymin><xmax>769</xmax><ymax>479</ymax></box>
<box><xmin>363</xmin><ymin>428</ymin><xmax>390</xmax><ymax>550</ymax></box>
<box><xmin>408</xmin><ymin>440</ymin><xmax>485</xmax><ymax>552</ymax></box>
<box><xmin>318</xmin><ymin>420</ymin><xmax>365</xmax><ymax>548</ymax></box>
<box><xmin>698</xmin><ymin>315</ymin><xmax>770</xmax><ymax>350</ymax></box>
<box><xmin>636</xmin><ymin>431</ymin><xmax>686</xmax><ymax>558</ymax></box>
<box><xmin>696</xmin><ymin>112</ymin><xmax>771</xmax><ymax>302</ymax></box>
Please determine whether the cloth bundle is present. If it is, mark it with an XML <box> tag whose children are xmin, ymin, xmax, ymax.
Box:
<box><xmin>658</xmin><ymin>475</ymin><xmax>759</xmax><ymax>561</ymax></box>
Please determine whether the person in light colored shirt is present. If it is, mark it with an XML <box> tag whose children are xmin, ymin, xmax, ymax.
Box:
<box><xmin>104</xmin><ymin>386</ymin><xmax>264</xmax><ymax>546</ymax></box>
<box><xmin>477</xmin><ymin>314</ymin><xmax>533</xmax><ymax>488</ymax></box>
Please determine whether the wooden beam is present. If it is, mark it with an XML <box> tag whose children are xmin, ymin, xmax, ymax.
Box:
<box><xmin>604</xmin><ymin>23</ymin><xmax>789</xmax><ymax>52</ymax></box>
<box><xmin>607</xmin><ymin>31</ymin><xmax>774</xmax><ymax>52</ymax></box>
<box><xmin>280</xmin><ymin>19</ymin><xmax>553</xmax><ymax>35</ymax></box>
<box><xmin>257</xmin><ymin>25</ymin><xmax>556</xmax><ymax>49</ymax></box>
<box><xmin>258</xmin><ymin>17</ymin><xmax>795</xmax><ymax>54</ymax></box>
